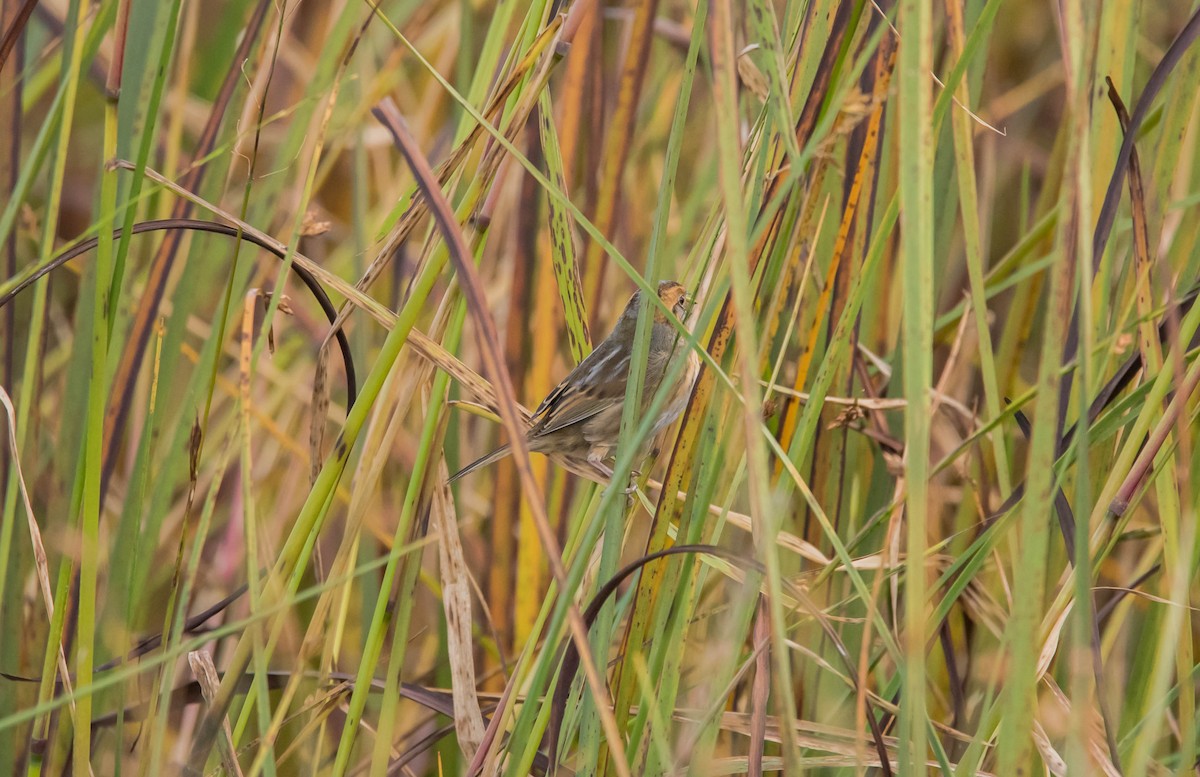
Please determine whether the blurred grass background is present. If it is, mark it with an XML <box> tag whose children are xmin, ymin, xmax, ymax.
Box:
<box><xmin>1</xmin><ymin>0</ymin><xmax>1200</xmax><ymax>774</ymax></box>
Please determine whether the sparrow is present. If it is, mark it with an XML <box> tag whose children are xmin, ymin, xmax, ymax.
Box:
<box><xmin>449</xmin><ymin>279</ymin><xmax>700</xmax><ymax>483</ymax></box>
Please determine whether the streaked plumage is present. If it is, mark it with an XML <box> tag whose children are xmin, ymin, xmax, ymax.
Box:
<box><xmin>449</xmin><ymin>280</ymin><xmax>700</xmax><ymax>483</ymax></box>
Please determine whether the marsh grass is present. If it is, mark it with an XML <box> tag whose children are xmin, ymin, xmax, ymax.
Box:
<box><xmin>1</xmin><ymin>0</ymin><xmax>1200</xmax><ymax>775</ymax></box>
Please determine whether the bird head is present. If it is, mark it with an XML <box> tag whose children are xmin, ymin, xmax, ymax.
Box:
<box><xmin>655</xmin><ymin>280</ymin><xmax>691</xmax><ymax>322</ymax></box>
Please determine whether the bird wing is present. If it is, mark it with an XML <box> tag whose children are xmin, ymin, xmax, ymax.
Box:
<box><xmin>529</xmin><ymin>340</ymin><xmax>630</xmax><ymax>437</ymax></box>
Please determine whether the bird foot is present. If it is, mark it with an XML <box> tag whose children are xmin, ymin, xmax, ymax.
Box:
<box><xmin>588</xmin><ymin>454</ymin><xmax>641</xmax><ymax>495</ymax></box>
<box><xmin>588</xmin><ymin>459</ymin><xmax>615</xmax><ymax>479</ymax></box>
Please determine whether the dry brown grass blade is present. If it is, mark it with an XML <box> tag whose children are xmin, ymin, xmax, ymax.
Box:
<box><xmin>1109</xmin><ymin>348</ymin><xmax>1200</xmax><ymax>515</ymax></box>
<box><xmin>411</xmin><ymin>329</ymin><xmax>532</xmax><ymax>423</ymax></box>
<box><xmin>1041</xmin><ymin>676</ymin><xmax>1124</xmax><ymax>777</ymax></box>
<box><xmin>187</xmin><ymin>651</ymin><xmax>244</xmax><ymax>777</ymax></box>
<box><xmin>1107</xmin><ymin>77</ymin><xmax>1162</xmax><ymax>374</ymax></box>
<box><xmin>0</xmin><ymin>386</ymin><xmax>53</xmax><ymax>623</ymax></box>
<box><xmin>371</xmin><ymin>96</ymin><xmax>632</xmax><ymax>777</ymax></box>
<box><xmin>0</xmin><ymin>386</ymin><xmax>79</xmax><ymax>720</ymax></box>
<box><xmin>749</xmin><ymin>601</ymin><xmax>769</xmax><ymax>775</ymax></box>
<box><xmin>431</xmin><ymin>456</ymin><xmax>487</xmax><ymax>758</ymax></box>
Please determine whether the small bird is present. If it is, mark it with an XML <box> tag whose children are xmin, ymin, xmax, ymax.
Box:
<box><xmin>449</xmin><ymin>279</ymin><xmax>700</xmax><ymax>483</ymax></box>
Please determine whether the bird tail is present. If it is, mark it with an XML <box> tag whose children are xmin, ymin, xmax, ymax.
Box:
<box><xmin>447</xmin><ymin>444</ymin><xmax>513</xmax><ymax>483</ymax></box>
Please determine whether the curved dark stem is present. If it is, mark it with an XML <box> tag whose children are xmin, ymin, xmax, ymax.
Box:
<box><xmin>545</xmin><ymin>544</ymin><xmax>893</xmax><ymax>777</ymax></box>
<box><xmin>1011</xmin><ymin>409</ymin><xmax>1078</xmax><ymax>567</ymax></box>
<box><xmin>1089</xmin><ymin>9</ymin><xmax>1200</xmax><ymax>276</ymax></box>
<box><xmin>1055</xmin><ymin>8</ymin><xmax>1200</xmax><ymax>467</ymax></box>
<box><xmin>384</xmin><ymin>721</ymin><xmax>460</xmax><ymax>775</ymax></box>
<box><xmin>984</xmin><ymin>285</ymin><xmax>1200</xmax><ymax>527</ymax></box>
<box><xmin>980</xmin><ymin>8</ymin><xmax>1200</xmax><ymax>534</ymax></box>
<box><xmin>98</xmin><ymin>581</ymin><xmax>252</xmax><ymax>672</ymax></box>
<box><xmin>3</xmin><ymin>570</ymin><xmax>256</xmax><ymax>692</ymax></box>
<box><xmin>938</xmin><ymin>617</ymin><xmax>965</xmax><ymax>757</ymax></box>
<box><xmin>0</xmin><ymin>218</ymin><xmax>358</xmax><ymax>409</ymax></box>
<box><xmin>1068</xmin><ymin>287</ymin><xmax>1200</xmax><ymax>441</ymax></box>
<box><xmin>1096</xmin><ymin>564</ymin><xmax>1161</xmax><ymax>625</ymax></box>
